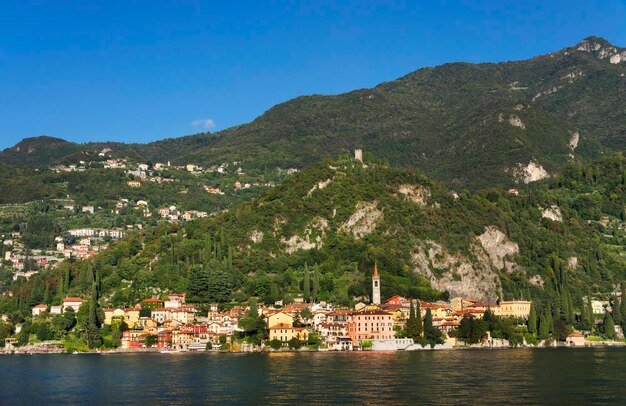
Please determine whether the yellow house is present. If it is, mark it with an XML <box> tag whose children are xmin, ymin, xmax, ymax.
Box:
<box><xmin>497</xmin><ymin>301</ymin><xmax>532</xmax><ymax>318</ymax></box>
<box><xmin>104</xmin><ymin>308</ymin><xmax>141</xmax><ymax>328</ymax></box>
<box><xmin>269</xmin><ymin>323</ymin><xmax>310</xmax><ymax>342</ymax></box>
<box><xmin>124</xmin><ymin>308</ymin><xmax>140</xmax><ymax>327</ymax></box>
<box><xmin>104</xmin><ymin>308</ymin><xmax>126</xmax><ymax>325</ymax></box>
<box><xmin>267</xmin><ymin>311</ymin><xmax>294</xmax><ymax>328</ymax></box>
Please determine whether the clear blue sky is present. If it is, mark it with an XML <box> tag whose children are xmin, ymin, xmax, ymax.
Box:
<box><xmin>1</xmin><ymin>0</ymin><xmax>624</xmax><ymax>150</ymax></box>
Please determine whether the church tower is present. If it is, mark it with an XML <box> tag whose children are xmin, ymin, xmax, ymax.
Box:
<box><xmin>372</xmin><ymin>263</ymin><xmax>381</xmax><ymax>305</ymax></box>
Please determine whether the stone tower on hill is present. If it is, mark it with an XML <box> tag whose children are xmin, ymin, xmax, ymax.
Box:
<box><xmin>372</xmin><ymin>263</ymin><xmax>381</xmax><ymax>305</ymax></box>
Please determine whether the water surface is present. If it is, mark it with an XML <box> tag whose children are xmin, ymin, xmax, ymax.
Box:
<box><xmin>1</xmin><ymin>348</ymin><xmax>624</xmax><ymax>404</ymax></box>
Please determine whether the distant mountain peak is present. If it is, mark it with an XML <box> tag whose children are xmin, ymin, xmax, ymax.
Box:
<box><xmin>6</xmin><ymin>136</ymin><xmax>70</xmax><ymax>153</ymax></box>
<box><xmin>569</xmin><ymin>36</ymin><xmax>625</xmax><ymax>63</ymax></box>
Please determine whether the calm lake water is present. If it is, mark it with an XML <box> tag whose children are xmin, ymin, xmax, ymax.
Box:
<box><xmin>1</xmin><ymin>348</ymin><xmax>625</xmax><ymax>405</ymax></box>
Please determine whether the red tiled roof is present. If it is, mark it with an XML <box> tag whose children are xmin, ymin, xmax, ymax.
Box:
<box><xmin>63</xmin><ymin>297</ymin><xmax>84</xmax><ymax>302</ymax></box>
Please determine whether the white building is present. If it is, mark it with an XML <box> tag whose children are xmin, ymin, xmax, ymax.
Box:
<box><xmin>32</xmin><ymin>304</ymin><xmax>47</xmax><ymax>317</ymax></box>
<box><xmin>62</xmin><ymin>297</ymin><xmax>84</xmax><ymax>312</ymax></box>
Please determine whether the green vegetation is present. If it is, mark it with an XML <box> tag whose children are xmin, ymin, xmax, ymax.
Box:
<box><xmin>1</xmin><ymin>150</ymin><xmax>626</xmax><ymax>347</ymax></box>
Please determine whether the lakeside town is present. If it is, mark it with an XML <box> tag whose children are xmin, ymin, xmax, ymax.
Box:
<box><xmin>4</xmin><ymin>264</ymin><xmax>624</xmax><ymax>354</ymax></box>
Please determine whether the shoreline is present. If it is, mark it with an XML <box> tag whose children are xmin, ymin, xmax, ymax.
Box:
<box><xmin>2</xmin><ymin>340</ymin><xmax>624</xmax><ymax>355</ymax></box>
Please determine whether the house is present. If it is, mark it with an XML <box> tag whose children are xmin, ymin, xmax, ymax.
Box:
<box><xmin>450</xmin><ymin>297</ymin><xmax>478</xmax><ymax>311</ymax></box>
<box><xmin>591</xmin><ymin>300</ymin><xmax>608</xmax><ymax>315</ymax></box>
<box><xmin>82</xmin><ymin>206</ymin><xmax>95</xmax><ymax>214</ymax></box>
<box><xmin>151</xmin><ymin>308</ymin><xmax>171</xmax><ymax>324</ymax></box>
<box><xmin>566</xmin><ymin>332</ymin><xmax>586</xmax><ymax>347</ymax></box>
<box><xmin>172</xmin><ymin>328</ymin><xmax>194</xmax><ymax>350</ymax></box>
<box><xmin>268</xmin><ymin>323</ymin><xmax>310</xmax><ymax>343</ymax></box>
<box><xmin>141</xmin><ymin>298</ymin><xmax>164</xmax><ymax>309</ymax></box>
<box><xmin>127</xmin><ymin>181</ymin><xmax>141</xmax><ymax>188</ymax></box>
<box><xmin>385</xmin><ymin>295</ymin><xmax>409</xmax><ymax>306</ymax></box>
<box><xmin>32</xmin><ymin>304</ymin><xmax>47</xmax><ymax>317</ymax></box>
<box><xmin>347</xmin><ymin>310</ymin><xmax>394</xmax><ymax>344</ymax></box>
<box><xmin>62</xmin><ymin>297</ymin><xmax>84</xmax><ymax>312</ymax></box>
<box><xmin>329</xmin><ymin>336</ymin><xmax>354</xmax><ymax>351</ymax></box>
<box><xmin>158</xmin><ymin>329</ymin><xmax>173</xmax><ymax>349</ymax></box>
<box><xmin>50</xmin><ymin>305</ymin><xmax>64</xmax><ymax>315</ymax></box>
<box><xmin>267</xmin><ymin>311</ymin><xmax>294</xmax><ymax>328</ymax></box>
<box><xmin>497</xmin><ymin>301</ymin><xmax>532</xmax><ymax>318</ymax></box>
<box><xmin>164</xmin><ymin>293</ymin><xmax>186</xmax><ymax>308</ymax></box>
<box><xmin>170</xmin><ymin>306</ymin><xmax>197</xmax><ymax>324</ymax></box>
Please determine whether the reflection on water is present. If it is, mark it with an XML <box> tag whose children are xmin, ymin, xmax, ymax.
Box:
<box><xmin>2</xmin><ymin>349</ymin><xmax>626</xmax><ymax>404</ymax></box>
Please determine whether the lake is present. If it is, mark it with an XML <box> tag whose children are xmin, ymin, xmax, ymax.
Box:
<box><xmin>1</xmin><ymin>348</ymin><xmax>625</xmax><ymax>404</ymax></box>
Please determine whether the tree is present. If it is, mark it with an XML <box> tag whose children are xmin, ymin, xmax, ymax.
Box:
<box><xmin>139</xmin><ymin>306</ymin><xmax>151</xmax><ymax>318</ymax></box>
<box><xmin>63</xmin><ymin>307</ymin><xmax>77</xmax><ymax>331</ymax></box>
<box><xmin>237</xmin><ymin>299</ymin><xmax>266</xmax><ymax>345</ymax></box>
<box><xmin>288</xmin><ymin>337</ymin><xmax>302</xmax><ymax>350</ymax></box>
<box><xmin>612</xmin><ymin>295</ymin><xmax>622</xmax><ymax>325</ymax></box>
<box><xmin>527</xmin><ymin>302</ymin><xmax>537</xmax><ymax>334</ymax></box>
<box><xmin>300</xmin><ymin>307</ymin><xmax>313</xmax><ymax>324</ymax></box>
<box><xmin>269</xmin><ymin>339</ymin><xmax>282</xmax><ymax>350</ymax></box>
<box><xmin>187</xmin><ymin>265</ymin><xmax>209</xmax><ymax>301</ymax></box>
<box><xmin>405</xmin><ymin>300</ymin><xmax>423</xmax><ymax>342</ymax></box>
<box><xmin>84</xmin><ymin>283</ymin><xmax>102</xmax><ymax>349</ymax></box>
<box><xmin>621</xmin><ymin>287</ymin><xmax>626</xmax><ymax>331</ymax></box>
<box><xmin>456</xmin><ymin>317</ymin><xmax>488</xmax><ymax>344</ymax></box>
<box><xmin>303</xmin><ymin>266</ymin><xmax>311</xmax><ymax>303</ymax></box>
<box><xmin>312</xmin><ymin>264</ymin><xmax>320</xmax><ymax>303</ymax></box>
<box><xmin>424</xmin><ymin>308</ymin><xmax>433</xmax><ymax>331</ymax></box>
<box><xmin>538</xmin><ymin>310</ymin><xmax>550</xmax><ymax>339</ymax></box>
<box><xmin>145</xmin><ymin>334</ymin><xmax>158</xmax><ymax>347</ymax></box>
<box><xmin>604</xmin><ymin>312</ymin><xmax>616</xmax><ymax>340</ymax></box>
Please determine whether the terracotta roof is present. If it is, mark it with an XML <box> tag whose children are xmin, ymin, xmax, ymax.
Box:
<box><xmin>63</xmin><ymin>297</ymin><xmax>84</xmax><ymax>302</ymax></box>
<box><xmin>568</xmin><ymin>332</ymin><xmax>584</xmax><ymax>337</ymax></box>
<box><xmin>34</xmin><ymin>304</ymin><xmax>47</xmax><ymax>308</ymax></box>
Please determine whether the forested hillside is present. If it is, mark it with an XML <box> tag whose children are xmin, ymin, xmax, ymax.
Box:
<box><xmin>2</xmin><ymin>152</ymin><xmax>625</xmax><ymax>324</ymax></box>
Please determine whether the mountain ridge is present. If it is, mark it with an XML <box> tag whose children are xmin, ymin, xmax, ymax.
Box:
<box><xmin>2</xmin><ymin>36</ymin><xmax>625</xmax><ymax>189</ymax></box>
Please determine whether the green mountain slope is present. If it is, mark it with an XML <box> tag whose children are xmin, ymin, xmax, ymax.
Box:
<box><xmin>4</xmin><ymin>152</ymin><xmax>625</xmax><ymax>318</ymax></box>
<box><xmin>2</xmin><ymin>37</ymin><xmax>624</xmax><ymax>189</ymax></box>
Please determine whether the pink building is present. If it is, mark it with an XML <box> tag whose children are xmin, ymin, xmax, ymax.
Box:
<box><xmin>347</xmin><ymin>310</ymin><xmax>394</xmax><ymax>344</ymax></box>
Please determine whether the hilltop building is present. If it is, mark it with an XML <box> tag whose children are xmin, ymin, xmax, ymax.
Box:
<box><xmin>354</xmin><ymin>149</ymin><xmax>363</xmax><ymax>162</ymax></box>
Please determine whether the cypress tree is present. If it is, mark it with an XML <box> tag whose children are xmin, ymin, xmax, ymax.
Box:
<box><xmin>415</xmin><ymin>300</ymin><xmax>423</xmax><ymax>337</ymax></box>
<box><xmin>604</xmin><ymin>312</ymin><xmax>616</xmax><ymax>340</ymax></box>
<box><xmin>528</xmin><ymin>302</ymin><xmax>537</xmax><ymax>334</ymax></box>
<box><xmin>538</xmin><ymin>311</ymin><xmax>550</xmax><ymax>339</ymax></box>
<box><xmin>567</xmin><ymin>292</ymin><xmax>576</xmax><ymax>323</ymax></box>
<box><xmin>621</xmin><ymin>287</ymin><xmax>626</xmax><ymax>330</ymax></box>
<box><xmin>424</xmin><ymin>308</ymin><xmax>433</xmax><ymax>331</ymax></box>
<box><xmin>85</xmin><ymin>283</ymin><xmax>102</xmax><ymax>348</ymax></box>
<box><xmin>312</xmin><ymin>264</ymin><xmax>320</xmax><ymax>303</ymax></box>
<box><xmin>64</xmin><ymin>268</ymin><xmax>70</xmax><ymax>291</ymax></box>
<box><xmin>546</xmin><ymin>303</ymin><xmax>554</xmax><ymax>335</ymax></box>
<box><xmin>612</xmin><ymin>295</ymin><xmax>622</xmax><ymax>325</ymax></box>
<box><xmin>303</xmin><ymin>265</ymin><xmax>311</xmax><ymax>303</ymax></box>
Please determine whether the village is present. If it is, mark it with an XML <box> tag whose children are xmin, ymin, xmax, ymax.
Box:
<box><xmin>14</xmin><ymin>264</ymin><xmax>606</xmax><ymax>353</ymax></box>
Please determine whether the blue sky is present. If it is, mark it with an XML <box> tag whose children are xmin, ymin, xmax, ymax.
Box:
<box><xmin>1</xmin><ymin>0</ymin><xmax>625</xmax><ymax>150</ymax></box>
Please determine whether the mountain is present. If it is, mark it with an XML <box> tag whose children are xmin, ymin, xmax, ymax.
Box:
<box><xmin>2</xmin><ymin>36</ymin><xmax>625</xmax><ymax>189</ymax></box>
<box><xmin>9</xmin><ymin>152</ymin><xmax>624</xmax><ymax>310</ymax></box>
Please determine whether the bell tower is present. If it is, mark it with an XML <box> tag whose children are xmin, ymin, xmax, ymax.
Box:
<box><xmin>372</xmin><ymin>263</ymin><xmax>381</xmax><ymax>305</ymax></box>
